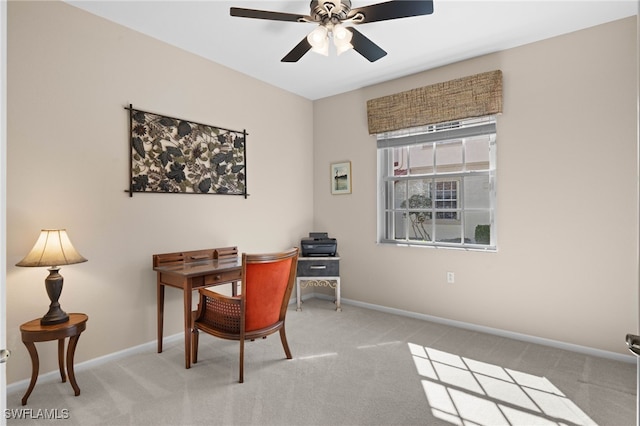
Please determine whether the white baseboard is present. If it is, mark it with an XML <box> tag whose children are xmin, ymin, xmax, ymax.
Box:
<box><xmin>8</xmin><ymin>294</ymin><xmax>634</xmax><ymax>391</ymax></box>
<box><xmin>332</xmin><ymin>295</ymin><xmax>636</xmax><ymax>364</ymax></box>
<box><xmin>7</xmin><ymin>333</ymin><xmax>185</xmax><ymax>394</ymax></box>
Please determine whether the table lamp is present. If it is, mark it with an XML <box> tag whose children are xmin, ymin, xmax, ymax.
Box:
<box><xmin>16</xmin><ymin>229</ymin><xmax>87</xmax><ymax>325</ymax></box>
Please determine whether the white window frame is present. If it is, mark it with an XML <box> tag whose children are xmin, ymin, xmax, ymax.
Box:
<box><xmin>377</xmin><ymin>116</ymin><xmax>497</xmax><ymax>250</ymax></box>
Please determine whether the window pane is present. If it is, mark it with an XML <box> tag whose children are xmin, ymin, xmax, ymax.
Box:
<box><xmin>465</xmin><ymin>211</ymin><xmax>492</xmax><ymax>245</ymax></box>
<box><xmin>407</xmin><ymin>179</ymin><xmax>432</xmax><ymax>210</ymax></box>
<box><xmin>435</xmin><ymin>219</ymin><xmax>462</xmax><ymax>243</ymax></box>
<box><xmin>402</xmin><ymin>180</ymin><xmax>433</xmax><ymax>242</ymax></box>
<box><xmin>393</xmin><ymin>147</ymin><xmax>408</xmax><ymax>176</ymax></box>
<box><xmin>408</xmin><ymin>144</ymin><xmax>433</xmax><ymax>174</ymax></box>
<box><xmin>466</xmin><ymin>136</ymin><xmax>491</xmax><ymax>171</ymax></box>
<box><xmin>385</xmin><ymin>211</ymin><xmax>407</xmax><ymax>240</ymax></box>
<box><xmin>434</xmin><ymin>180</ymin><xmax>458</xmax><ymax>220</ymax></box>
<box><xmin>463</xmin><ymin>175</ymin><xmax>490</xmax><ymax>209</ymax></box>
<box><xmin>393</xmin><ymin>180</ymin><xmax>408</xmax><ymax>209</ymax></box>
<box><xmin>406</xmin><ymin>211</ymin><xmax>433</xmax><ymax>241</ymax></box>
<box><xmin>435</xmin><ymin>141</ymin><xmax>463</xmax><ymax>173</ymax></box>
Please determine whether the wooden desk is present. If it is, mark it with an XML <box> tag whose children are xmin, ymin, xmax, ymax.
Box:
<box><xmin>20</xmin><ymin>313</ymin><xmax>88</xmax><ymax>405</ymax></box>
<box><xmin>153</xmin><ymin>247</ymin><xmax>241</xmax><ymax>369</ymax></box>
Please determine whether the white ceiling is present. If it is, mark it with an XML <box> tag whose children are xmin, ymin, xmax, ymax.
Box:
<box><xmin>66</xmin><ymin>1</ymin><xmax>637</xmax><ymax>100</ymax></box>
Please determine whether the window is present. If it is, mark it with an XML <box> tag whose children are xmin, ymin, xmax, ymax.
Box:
<box><xmin>377</xmin><ymin>116</ymin><xmax>496</xmax><ymax>249</ymax></box>
<box><xmin>434</xmin><ymin>180</ymin><xmax>459</xmax><ymax>220</ymax></box>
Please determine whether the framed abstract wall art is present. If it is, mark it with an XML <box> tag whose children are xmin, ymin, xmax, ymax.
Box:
<box><xmin>126</xmin><ymin>105</ymin><xmax>247</xmax><ymax>198</ymax></box>
<box><xmin>330</xmin><ymin>161</ymin><xmax>351</xmax><ymax>195</ymax></box>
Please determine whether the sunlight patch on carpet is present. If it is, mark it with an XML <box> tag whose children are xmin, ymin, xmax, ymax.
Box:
<box><xmin>294</xmin><ymin>352</ymin><xmax>338</xmax><ymax>360</ymax></box>
<box><xmin>408</xmin><ymin>343</ymin><xmax>597</xmax><ymax>426</ymax></box>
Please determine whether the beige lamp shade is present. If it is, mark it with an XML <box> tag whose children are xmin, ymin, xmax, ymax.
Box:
<box><xmin>16</xmin><ymin>229</ymin><xmax>87</xmax><ymax>268</ymax></box>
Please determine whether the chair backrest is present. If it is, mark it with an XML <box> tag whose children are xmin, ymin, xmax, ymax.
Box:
<box><xmin>242</xmin><ymin>248</ymin><xmax>298</xmax><ymax>332</ymax></box>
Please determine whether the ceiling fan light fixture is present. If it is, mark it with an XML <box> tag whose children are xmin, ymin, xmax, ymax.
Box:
<box><xmin>307</xmin><ymin>25</ymin><xmax>330</xmax><ymax>56</ymax></box>
<box><xmin>332</xmin><ymin>23</ymin><xmax>351</xmax><ymax>43</ymax></box>
<box><xmin>307</xmin><ymin>25</ymin><xmax>328</xmax><ymax>47</ymax></box>
<box><xmin>313</xmin><ymin>42</ymin><xmax>330</xmax><ymax>56</ymax></box>
<box><xmin>332</xmin><ymin>23</ymin><xmax>353</xmax><ymax>55</ymax></box>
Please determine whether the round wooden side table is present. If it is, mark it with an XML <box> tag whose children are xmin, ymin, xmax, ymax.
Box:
<box><xmin>19</xmin><ymin>313</ymin><xmax>88</xmax><ymax>405</ymax></box>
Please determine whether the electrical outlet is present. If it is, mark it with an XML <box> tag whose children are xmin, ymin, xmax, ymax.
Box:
<box><xmin>447</xmin><ymin>272</ymin><xmax>455</xmax><ymax>284</ymax></box>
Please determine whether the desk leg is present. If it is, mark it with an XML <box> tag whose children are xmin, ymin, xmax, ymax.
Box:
<box><xmin>66</xmin><ymin>334</ymin><xmax>81</xmax><ymax>396</ymax></box>
<box><xmin>21</xmin><ymin>341</ymin><xmax>39</xmax><ymax>406</ymax></box>
<box><xmin>335</xmin><ymin>278</ymin><xmax>342</xmax><ymax>312</ymax></box>
<box><xmin>183</xmin><ymin>285</ymin><xmax>192</xmax><ymax>369</ymax></box>
<box><xmin>157</xmin><ymin>281</ymin><xmax>165</xmax><ymax>353</ymax></box>
<box><xmin>296</xmin><ymin>278</ymin><xmax>302</xmax><ymax>311</ymax></box>
<box><xmin>57</xmin><ymin>338</ymin><xmax>66</xmax><ymax>383</ymax></box>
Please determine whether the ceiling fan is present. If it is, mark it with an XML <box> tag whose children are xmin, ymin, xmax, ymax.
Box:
<box><xmin>230</xmin><ymin>0</ymin><xmax>434</xmax><ymax>63</ymax></box>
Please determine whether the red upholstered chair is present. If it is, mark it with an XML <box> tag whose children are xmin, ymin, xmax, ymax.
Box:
<box><xmin>191</xmin><ymin>248</ymin><xmax>299</xmax><ymax>383</ymax></box>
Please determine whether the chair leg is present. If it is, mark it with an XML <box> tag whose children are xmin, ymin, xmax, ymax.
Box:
<box><xmin>239</xmin><ymin>339</ymin><xmax>244</xmax><ymax>383</ymax></box>
<box><xmin>192</xmin><ymin>328</ymin><xmax>199</xmax><ymax>364</ymax></box>
<box><xmin>279</xmin><ymin>327</ymin><xmax>292</xmax><ymax>359</ymax></box>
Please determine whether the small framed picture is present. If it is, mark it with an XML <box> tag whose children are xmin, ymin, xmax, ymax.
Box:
<box><xmin>330</xmin><ymin>161</ymin><xmax>352</xmax><ymax>195</ymax></box>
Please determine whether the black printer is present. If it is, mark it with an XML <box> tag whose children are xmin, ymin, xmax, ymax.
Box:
<box><xmin>300</xmin><ymin>232</ymin><xmax>337</xmax><ymax>257</ymax></box>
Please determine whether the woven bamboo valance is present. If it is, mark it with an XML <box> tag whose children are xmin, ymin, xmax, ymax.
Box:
<box><xmin>366</xmin><ymin>70</ymin><xmax>503</xmax><ymax>134</ymax></box>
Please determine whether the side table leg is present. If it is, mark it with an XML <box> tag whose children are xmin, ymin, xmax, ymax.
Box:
<box><xmin>66</xmin><ymin>334</ymin><xmax>81</xmax><ymax>396</ymax></box>
<box><xmin>296</xmin><ymin>278</ymin><xmax>302</xmax><ymax>311</ymax></box>
<box><xmin>57</xmin><ymin>338</ymin><xmax>67</xmax><ymax>383</ymax></box>
<box><xmin>335</xmin><ymin>277</ymin><xmax>342</xmax><ymax>312</ymax></box>
<box><xmin>21</xmin><ymin>342</ymin><xmax>39</xmax><ymax>406</ymax></box>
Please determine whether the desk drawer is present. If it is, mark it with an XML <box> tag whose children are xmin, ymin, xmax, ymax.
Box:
<box><xmin>297</xmin><ymin>259</ymin><xmax>339</xmax><ymax>277</ymax></box>
<box><xmin>204</xmin><ymin>269</ymin><xmax>242</xmax><ymax>286</ymax></box>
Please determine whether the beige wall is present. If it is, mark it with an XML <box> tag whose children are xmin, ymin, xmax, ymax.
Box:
<box><xmin>6</xmin><ymin>1</ymin><xmax>314</xmax><ymax>384</ymax></box>
<box><xmin>313</xmin><ymin>17</ymin><xmax>638</xmax><ymax>356</ymax></box>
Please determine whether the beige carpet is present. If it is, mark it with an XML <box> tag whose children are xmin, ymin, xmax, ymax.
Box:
<box><xmin>6</xmin><ymin>298</ymin><xmax>636</xmax><ymax>425</ymax></box>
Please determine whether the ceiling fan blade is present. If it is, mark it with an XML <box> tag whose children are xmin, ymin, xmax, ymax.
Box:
<box><xmin>348</xmin><ymin>0</ymin><xmax>434</xmax><ymax>24</ymax></box>
<box><xmin>230</xmin><ymin>7</ymin><xmax>311</xmax><ymax>23</ymax></box>
<box><xmin>348</xmin><ymin>28</ymin><xmax>387</xmax><ymax>62</ymax></box>
<box><xmin>281</xmin><ymin>38</ymin><xmax>312</xmax><ymax>62</ymax></box>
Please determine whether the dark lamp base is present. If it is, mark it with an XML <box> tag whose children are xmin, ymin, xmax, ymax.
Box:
<box><xmin>41</xmin><ymin>267</ymin><xmax>70</xmax><ymax>325</ymax></box>
<box><xmin>40</xmin><ymin>308</ymin><xmax>69</xmax><ymax>325</ymax></box>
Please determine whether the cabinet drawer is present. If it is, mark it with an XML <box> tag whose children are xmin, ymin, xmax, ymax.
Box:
<box><xmin>204</xmin><ymin>269</ymin><xmax>242</xmax><ymax>285</ymax></box>
<box><xmin>297</xmin><ymin>259</ymin><xmax>339</xmax><ymax>277</ymax></box>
